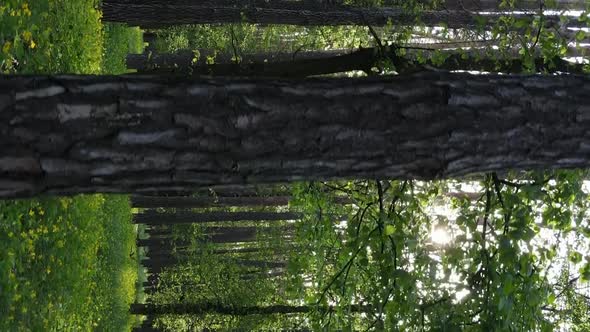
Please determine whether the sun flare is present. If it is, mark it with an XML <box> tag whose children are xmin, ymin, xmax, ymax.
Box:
<box><xmin>431</xmin><ymin>227</ymin><xmax>452</xmax><ymax>245</ymax></box>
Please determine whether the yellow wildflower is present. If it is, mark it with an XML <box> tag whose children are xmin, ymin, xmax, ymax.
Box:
<box><xmin>29</xmin><ymin>40</ymin><xmax>36</xmax><ymax>49</ymax></box>
<box><xmin>22</xmin><ymin>3</ymin><xmax>32</xmax><ymax>16</ymax></box>
<box><xmin>2</xmin><ymin>41</ymin><xmax>11</xmax><ymax>54</ymax></box>
<box><xmin>22</xmin><ymin>31</ymin><xmax>32</xmax><ymax>42</ymax></box>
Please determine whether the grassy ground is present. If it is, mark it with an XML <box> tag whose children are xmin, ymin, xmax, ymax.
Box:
<box><xmin>0</xmin><ymin>196</ymin><xmax>137</xmax><ymax>331</ymax></box>
<box><xmin>0</xmin><ymin>1</ymin><xmax>143</xmax><ymax>331</ymax></box>
<box><xmin>1</xmin><ymin>1</ymin><xmax>143</xmax><ymax>74</ymax></box>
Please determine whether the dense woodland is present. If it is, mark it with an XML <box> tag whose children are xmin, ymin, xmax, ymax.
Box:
<box><xmin>1</xmin><ymin>0</ymin><xmax>590</xmax><ymax>331</ymax></box>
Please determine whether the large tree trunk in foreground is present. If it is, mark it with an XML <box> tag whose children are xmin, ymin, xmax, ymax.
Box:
<box><xmin>101</xmin><ymin>2</ymin><xmax>568</xmax><ymax>29</ymax></box>
<box><xmin>1</xmin><ymin>73</ymin><xmax>589</xmax><ymax>198</ymax></box>
<box><xmin>129</xmin><ymin>302</ymin><xmax>371</xmax><ymax>315</ymax></box>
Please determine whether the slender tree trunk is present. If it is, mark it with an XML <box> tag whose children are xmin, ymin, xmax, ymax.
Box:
<box><xmin>128</xmin><ymin>48</ymin><xmax>377</xmax><ymax>76</ymax></box>
<box><xmin>236</xmin><ymin>259</ymin><xmax>287</xmax><ymax>269</ymax></box>
<box><xmin>212</xmin><ymin>246</ymin><xmax>263</xmax><ymax>255</ymax></box>
<box><xmin>133</xmin><ymin>211</ymin><xmax>302</xmax><ymax>225</ymax></box>
<box><xmin>240</xmin><ymin>269</ymin><xmax>286</xmax><ymax>280</ymax></box>
<box><xmin>101</xmin><ymin>2</ymin><xmax>568</xmax><ymax>30</ymax></box>
<box><xmin>431</xmin><ymin>52</ymin><xmax>587</xmax><ymax>74</ymax></box>
<box><xmin>142</xmin><ymin>32</ymin><xmax>157</xmax><ymax>53</ymax></box>
<box><xmin>126</xmin><ymin>50</ymin><xmax>348</xmax><ymax>72</ymax></box>
<box><xmin>142</xmin><ymin>257</ymin><xmax>179</xmax><ymax>267</ymax></box>
<box><xmin>108</xmin><ymin>0</ymin><xmax>343</xmax><ymax>10</ymax></box>
<box><xmin>131</xmin><ymin>195</ymin><xmax>292</xmax><ymax>208</ymax></box>
<box><xmin>128</xmin><ymin>46</ymin><xmax>588</xmax><ymax>77</ymax></box>
<box><xmin>433</xmin><ymin>0</ymin><xmax>588</xmax><ymax>10</ymax></box>
<box><xmin>137</xmin><ymin>238</ymin><xmax>175</xmax><ymax>248</ymax></box>
<box><xmin>129</xmin><ymin>302</ymin><xmax>372</xmax><ymax>315</ymax></box>
<box><xmin>2</xmin><ymin>73</ymin><xmax>590</xmax><ymax>198</ymax></box>
<box><xmin>207</xmin><ymin>227</ymin><xmax>259</xmax><ymax>243</ymax></box>
<box><xmin>186</xmin><ymin>183</ymin><xmax>291</xmax><ymax>197</ymax></box>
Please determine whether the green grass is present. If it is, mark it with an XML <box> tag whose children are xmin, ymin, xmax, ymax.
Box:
<box><xmin>1</xmin><ymin>1</ymin><xmax>144</xmax><ymax>331</ymax></box>
<box><xmin>1</xmin><ymin>1</ymin><xmax>143</xmax><ymax>74</ymax></box>
<box><xmin>0</xmin><ymin>0</ymin><xmax>103</xmax><ymax>73</ymax></box>
<box><xmin>103</xmin><ymin>23</ymin><xmax>144</xmax><ymax>74</ymax></box>
<box><xmin>0</xmin><ymin>195</ymin><xmax>137</xmax><ymax>331</ymax></box>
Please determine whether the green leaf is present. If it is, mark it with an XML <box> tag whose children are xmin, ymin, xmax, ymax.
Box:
<box><xmin>569</xmin><ymin>251</ymin><xmax>583</xmax><ymax>264</ymax></box>
<box><xmin>384</xmin><ymin>224</ymin><xmax>395</xmax><ymax>236</ymax></box>
<box><xmin>581</xmin><ymin>266</ymin><xmax>590</xmax><ymax>282</ymax></box>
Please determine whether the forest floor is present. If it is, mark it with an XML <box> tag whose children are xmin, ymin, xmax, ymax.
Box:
<box><xmin>0</xmin><ymin>1</ymin><xmax>144</xmax><ymax>331</ymax></box>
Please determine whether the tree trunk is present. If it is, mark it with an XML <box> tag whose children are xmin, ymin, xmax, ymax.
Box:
<box><xmin>129</xmin><ymin>302</ymin><xmax>371</xmax><ymax>315</ymax></box>
<box><xmin>236</xmin><ymin>259</ymin><xmax>287</xmax><ymax>269</ymax></box>
<box><xmin>431</xmin><ymin>52</ymin><xmax>587</xmax><ymax>75</ymax></box>
<box><xmin>109</xmin><ymin>0</ymin><xmax>343</xmax><ymax>10</ymax></box>
<box><xmin>207</xmin><ymin>227</ymin><xmax>258</xmax><ymax>243</ymax></box>
<box><xmin>126</xmin><ymin>50</ymin><xmax>348</xmax><ymax>72</ymax></box>
<box><xmin>128</xmin><ymin>48</ymin><xmax>380</xmax><ymax>77</ymax></box>
<box><xmin>101</xmin><ymin>2</ymin><xmax>568</xmax><ymax>30</ymax></box>
<box><xmin>434</xmin><ymin>0</ymin><xmax>588</xmax><ymax>10</ymax></box>
<box><xmin>131</xmin><ymin>195</ymin><xmax>292</xmax><ymax>208</ymax></box>
<box><xmin>133</xmin><ymin>211</ymin><xmax>302</xmax><ymax>225</ymax></box>
<box><xmin>240</xmin><ymin>269</ymin><xmax>286</xmax><ymax>280</ymax></box>
<box><xmin>212</xmin><ymin>246</ymin><xmax>263</xmax><ymax>255</ymax></box>
<box><xmin>137</xmin><ymin>238</ymin><xmax>175</xmax><ymax>248</ymax></box>
<box><xmin>1</xmin><ymin>73</ymin><xmax>590</xmax><ymax>198</ymax></box>
<box><xmin>129</xmin><ymin>47</ymin><xmax>587</xmax><ymax>77</ymax></box>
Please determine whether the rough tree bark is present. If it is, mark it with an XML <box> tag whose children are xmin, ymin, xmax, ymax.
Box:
<box><xmin>1</xmin><ymin>73</ymin><xmax>590</xmax><ymax>198</ymax></box>
<box><xmin>101</xmin><ymin>2</ymin><xmax>569</xmax><ymax>30</ymax></box>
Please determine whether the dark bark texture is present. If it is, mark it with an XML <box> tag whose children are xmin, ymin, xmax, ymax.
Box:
<box><xmin>1</xmin><ymin>73</ymin><xmax>590</xmax><ymax>198</ymax></box>
<box><xmin>101</xmin><ymin>2</ymin><xmax>567</xmax><ymax>30</ymax></box>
